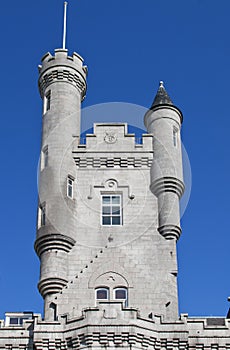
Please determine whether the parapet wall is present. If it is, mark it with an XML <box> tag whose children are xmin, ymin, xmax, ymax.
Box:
<box><xmin>38</xmin><ymin>49</ymin><xmax>87</xmax><ymax>99</ymax></box>
<box><xmin>0</xmin><ymin>305</ymin><xmax>229</xmax><ymax>349</ymax></box>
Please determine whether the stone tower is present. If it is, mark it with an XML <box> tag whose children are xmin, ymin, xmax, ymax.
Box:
<box><xmin>35</xmin><ymin>39</ymin><xmax>184</xmax><ymax>321</ymax></box>
<box><xmin>1</xmin><ymin>7</ymin><xmax>230</xmax><ymax>350</ymax></box>
<box><xmin>35</xmin><ymin>49</ymin><xmax>87</xmax><ymax>319</ymax></box>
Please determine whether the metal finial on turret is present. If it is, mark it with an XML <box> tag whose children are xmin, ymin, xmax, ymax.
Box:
<box><xmin>62</xmin><ymin>2</ymin><xmax>68</xmax><ymax>49</ymax></box>
<box><xmin>159</xmin><ymin>81</ymin><xmax>164</xmax><ymax>88</ymax></box>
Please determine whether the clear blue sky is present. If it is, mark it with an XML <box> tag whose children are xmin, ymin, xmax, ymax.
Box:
<box><xmin>0</xmin><ymin>0</ymin><xmax>230</xmax><ymax>318</ymax></box>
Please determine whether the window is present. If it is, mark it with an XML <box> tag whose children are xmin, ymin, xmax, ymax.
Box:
<box><xmin>38</xmin><ymin>203</ymin><xmax>46</xmax><ymax>227</ymax></box>
<box><xmin>95</xmin><ymin>287</ymin><xmax>128</xmax><ymax>306</ymax></box>
<box><xmin>95</xmin><ymin>288</ymin><xmax>109</xmax><ymax>301</ymax></box>
<box><xmin>102</xmin><ymin>195</ymin><xmax>122</xmax><ymax>226</ymax></box>
<box><xmin>44</xmin><ymin>147</ymin><xmax>48</xmax><ymax>167</ymax></box>
<box><xmin>5</xmin><ymin>312</ymin><xmax>33</xmax><ymax>327</ymax></box>
<box><xmin>173</xmin><ymin>127</ymin><xmax>178</xmax><ymax>147</ymax></box>
<box><xmin>67</xmin><ymin>176</ymin><xmax>74</xmax><ymax>199</ymax></box>
<box><xmin>41</xmin><ymin>146</ymin><xmax>48</xmax><ymax>170</ymax></box>
<box><xmin>43</xmin><ymin>91</ymin><xmax>51</xmax><ymax>114</ymax></box>
<box><xmin>114</xmin><ymin>287</ymin><xmax>128</xmax><ymax>307</ymax></box>
<box><xmin>9</xmin><ymin>317</ymin><xmax>25</xmax><ymax>326</ymax></box>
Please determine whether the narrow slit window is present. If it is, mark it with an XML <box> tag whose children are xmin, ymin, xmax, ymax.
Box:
<box><xmin>41</xmin><ymin>146</ymin><xmax>48</xmax><ymax>170</ymax></box>
<box><xmin>43</xmin><ymin>147</ymin><xmax>48</xmax><ymax>168</ymax></box>
<box><xmin>38</xmin><ymin>203</ymin><xmax>46</xmax><ymax>227</ymax></box>
<box><xmin>102</xmin><ymin>195</ymin><xmax>122</xmax><ymax>226</ymax></box>
<box><xmin>44</xmin><ymin>91</ymin><xmax>51</xmax><ymax>114</ymax></box>
<box><xmin>173</xmin><ymin>128</ymin><xmax>178</xmax><ymax>147</ymax></box>
<box><xmin>67</xmin><ymin>176</ymin><xmax>74</xmax><ymax>199</ymax></box>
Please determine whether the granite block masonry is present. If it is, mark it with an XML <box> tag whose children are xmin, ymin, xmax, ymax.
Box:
<box><xmin>0</xmin><ymin>37</ymin><xmax>229</xmax><ymax>350</ymax></box>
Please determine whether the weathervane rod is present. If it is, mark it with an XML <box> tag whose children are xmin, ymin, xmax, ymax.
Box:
<box><xmin>62</xmin><ymin>1</ymin><xmax>68</xmax><ymax>49</ymax></box>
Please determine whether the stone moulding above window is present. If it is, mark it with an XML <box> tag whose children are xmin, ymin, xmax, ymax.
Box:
<box><xmin>87</xmin><ymin>178</ymin><xmax>134</xmax><ymax>200</ymax></box>
<box><xmin>88</xmin><ymin>268</ymin><xmax>133</xmax><ymax>289</ymax></box>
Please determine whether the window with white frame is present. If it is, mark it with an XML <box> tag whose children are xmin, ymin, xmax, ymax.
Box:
<box><xmin>95</xmin><ymin>287</ymin><xmax>109</xmax><ymax>301</ymax></box>
<box><xmin>43</xmin><ymin>91</ymin><xmax>51</xmax><ymax>114</ymax></box>
<box><xmin>101</xmin><ymin>195</ymin><xmax>122</xmax><ymax>226</ymax></box>
<box><xmin>95</xmin><ymin>287</ymin><xmax>128</xmax><ymax>306</ymax></box>
<box><xmin>114</xmin><ymin>287</ymin><xmax>128</xmax><ymax>307</ymax></box>
<box><xmin>38</xmin><ymin>203</ymin><xmax>46</xmax><ymax>228</ymax></box>
<box><xmin>67</xmin><ymin>176</ymin><xmax>74</xmax><ymax>199</ymax></box>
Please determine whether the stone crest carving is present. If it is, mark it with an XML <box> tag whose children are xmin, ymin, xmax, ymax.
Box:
<box><xmin>104</xmin><ymin>130</ymin><xmax>117</xmax><ymax>144</ymax></box>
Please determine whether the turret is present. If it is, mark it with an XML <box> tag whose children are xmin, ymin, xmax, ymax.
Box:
<box><xmin>35</xmin><ymin>49</ymin><xmax>87</xmax><ymax>319</ymax></box>
<box><xmin>144</xmin><ymin>81</ymin><xmax>184</xmax><ymax>240</ymax></box>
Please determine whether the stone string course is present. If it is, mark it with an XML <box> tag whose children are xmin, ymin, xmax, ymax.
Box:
<box><xmin>74</xmin><ymin>156</ymin><xmax>153</xmax><ymax>168</ymax></box>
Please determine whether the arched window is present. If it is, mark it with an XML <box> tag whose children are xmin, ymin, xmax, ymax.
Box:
<box><xmin>95</xmin><ymin>287</ymin><xmax>109</xmax><ymax>301</ymax></box>
<box><xmin>114</xmin><ymin>287</ymin><xmax>128</xmax><ymax>307</ymax></box>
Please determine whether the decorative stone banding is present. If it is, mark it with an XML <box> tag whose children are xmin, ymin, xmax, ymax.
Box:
<box><xmin>38</xmin><ymin>277</ymin><xmax>68</xmax><ymax>297</ymax></box>
<box><xmin>34</xmin><ymin>233</ymin><xmax>76</xmax><ymax>257</ymax></box>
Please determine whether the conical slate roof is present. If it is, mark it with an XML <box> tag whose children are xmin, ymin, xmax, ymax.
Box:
<box><xmin>151</xmin><ymin>81</ymin><xmax>173</xmax><ymax>108</ymax></box>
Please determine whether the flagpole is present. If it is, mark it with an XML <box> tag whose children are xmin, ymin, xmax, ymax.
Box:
<box><xmin>62</xmin><ymin>2</ymin><xmax>68</xmax><ymax>49</ymax></box>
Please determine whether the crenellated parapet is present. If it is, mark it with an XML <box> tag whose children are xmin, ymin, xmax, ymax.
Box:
<box><xmin>1</xmin><ymin>305</ymin><xmax>230</xmax><ymax>349</ymax></box>
<box><xmin>73</xmin><ymin>123</ymin><xmax>153</xmax><ymax>168</ymax></box>
<box><xmin>38</xmin><ymin>49</ymin><xmax>87</xmax><ymax>100</ymax></box>
<box><xmin>0</xmin><ymin>305</ymin><xmax>228</xmax><ymax>350</ymax></box>
<box><xmin>31</xmin><ymin>307</ymin><xmax>230</xmax><ymax>350</ymax></box>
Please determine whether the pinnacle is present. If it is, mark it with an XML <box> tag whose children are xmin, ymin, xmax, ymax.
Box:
<box><xmin>151</xmin><ymin>81</ymin><xmax>173</xmax><ymax>108</ymax></box>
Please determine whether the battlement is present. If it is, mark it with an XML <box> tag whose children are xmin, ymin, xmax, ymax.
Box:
<box><xmin>39</xmin><ymin>49</ymin><xmax>87</xmax><ymax>74</ymax></box>
<box><xmin>73</xmin><ymin>123</ymin><xmax>153</xmax><ymax>169</ymax></box>
<box><xmin>76</xmin><ymin>123</ymin><xmax>153</xmax><ymax>151</ymax></box>
<box><xmin>38</xmin><ymin>49</ymin><xmax>87</xmax><ymax>98</ymax></box>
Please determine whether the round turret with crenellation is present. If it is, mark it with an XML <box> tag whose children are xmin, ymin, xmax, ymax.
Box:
<box><xmin>35</xmin><ymin>49</ymin><xmax>87</xmax><ymax>320</ymax></box>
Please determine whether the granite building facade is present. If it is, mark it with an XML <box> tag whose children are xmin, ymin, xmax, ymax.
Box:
<box><xmin>0</xmin><ymin>27</ymin><xmax>229</xmax><ymax>350</ymax></box>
